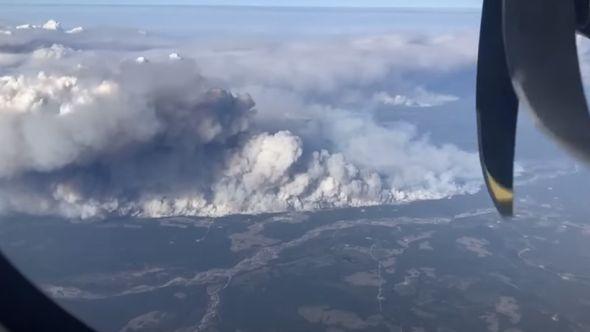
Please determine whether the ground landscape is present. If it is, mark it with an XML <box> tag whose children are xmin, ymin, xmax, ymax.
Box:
<box><xmin>2</xmin><ymin>167</ymin><xmax>590</xmax><ymax>332</ymax></box>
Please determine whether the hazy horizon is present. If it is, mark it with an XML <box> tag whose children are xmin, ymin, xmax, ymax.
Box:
<box><xmin>0</xmin><ymin>0</ymin><xmax>481</xmax><ymax>9</ymax></box>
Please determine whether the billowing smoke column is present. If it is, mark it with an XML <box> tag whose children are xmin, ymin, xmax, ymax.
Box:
<box><xmin>0</xmin><ymin>20</ymin><xmax>481</xmax><ymax>219</ymax></box>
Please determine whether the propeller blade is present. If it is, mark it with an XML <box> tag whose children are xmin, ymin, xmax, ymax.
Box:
<box><xmin>575</xmin><ymin>0</ymin><xmax>590</xmax><ymax>37</ymax></box>
<box><xmin>503</xmin><ymin>0</ymin><xmax>590</xmax><ymax>164</ymax></box>
<box><xmin>477</xmin><ymin>0</ymin><xmax>519</xmax><ymax>216</ymax></box>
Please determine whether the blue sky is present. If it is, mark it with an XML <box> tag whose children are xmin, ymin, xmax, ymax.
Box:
<box><xmin>0</xmin><ymin>0</ymin><xmax>481</xmax><ymax>8</ymax></box>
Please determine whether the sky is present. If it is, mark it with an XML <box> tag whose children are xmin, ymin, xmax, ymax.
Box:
<box><xmin>0</xmin><ymin>0</ymin><xmax>481</xmax><ymax>8</ymax></box>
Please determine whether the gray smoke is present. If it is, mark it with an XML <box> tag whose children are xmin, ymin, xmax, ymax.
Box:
<box><xmin>0</xmin><ymin>20</ymin><xmax>481</xmax><ymax>219</ymax></box>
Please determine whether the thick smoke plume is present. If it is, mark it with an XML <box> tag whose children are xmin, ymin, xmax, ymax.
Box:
<box><xmin>0</xmin><ymin>20</ymin><xmax>481</xmax><ymax>219</ymax></box>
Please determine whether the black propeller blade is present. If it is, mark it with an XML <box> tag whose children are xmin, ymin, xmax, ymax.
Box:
<box><xmin>504</xmin><ymin>0</ymin><xmax>590</xmax><ymax>163</ymax></box>
<box><xmin>476</xmin><ymin>0</ymin><xmax>519</xmax><ymax>216</ymax></box>
<box><xmin>477</xmin><ymin>0</ymin><xmax>590</xmax><ymax>216</ymax></box>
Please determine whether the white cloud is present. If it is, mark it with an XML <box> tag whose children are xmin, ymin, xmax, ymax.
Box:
<box><xmin>0</xmin><ymin>71</ymin><xmax>158</xmax><ymax>177</ymax></box>
<box><xmin>193</xmin><ymin>33</ymin><xmax>477</xmax><ymax>96</ymax></box>
<box><xmin>374</xmin><ymin>87</ymin><xmax>459</xmax><ymax>108</ymax></box>
<box><xmin>16</xmin><ymin>24</ymin><xmax>36</xmax><ymax>30</ymax></box>
<box><xmin>31</xmin><ymin>44</ymin><xmax>71</xmax><ymax>60</ymax></box>
<box><xmin>14</xmin><ymin>20</ymin><xmax>63</xmax><ymax>32</ymax></box>
<box><xmin>42</xmin><ymin>20</ymin><xmax>62</xmax><ymax>31</ymax></box>
<box><xmin>66</xmin><ymin>27</ymin><xmax>84</xmax><ymax>34</ymax></box>
<box><xmin>168</xmin><ymin>52</ymin><xmax>182</xmax><ymax>60</ymax></box>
